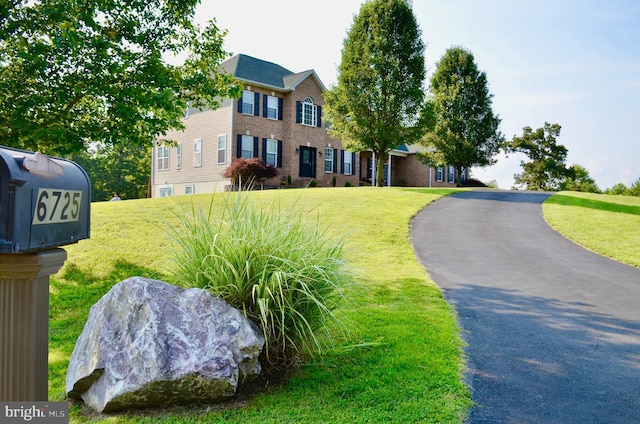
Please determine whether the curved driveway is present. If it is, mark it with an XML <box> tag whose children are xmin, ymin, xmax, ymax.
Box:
<box><xmin>411</xmin><ymin>190</ymin><xmax>640</xmax><ymax>423</ymax></box>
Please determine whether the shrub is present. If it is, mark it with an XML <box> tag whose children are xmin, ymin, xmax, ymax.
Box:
<box><xmin>223</xmin><ymin>158</ymin><xmax>278</xmax><ymax>188</ymax></box>
<box><xmin>167</xmin><ymin>192</ymin><xmax>351</xmax><ymax>369</ymax></box>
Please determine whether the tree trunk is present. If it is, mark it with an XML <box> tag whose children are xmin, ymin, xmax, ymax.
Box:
<box><xmin>456</xmin><ymin>166</ymin><xmax>464</xmax><ymax>187</ymax></box>
<box><xmin>376</xmin><ymin>152</ymin><xmax>386</xmax><ymax>187</ymax></box>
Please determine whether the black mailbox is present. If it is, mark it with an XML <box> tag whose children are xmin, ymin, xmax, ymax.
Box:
<box><xmin>0</xmin><ymin>146</ymin><xmax>90</xmax><ymax>253</ymax></box>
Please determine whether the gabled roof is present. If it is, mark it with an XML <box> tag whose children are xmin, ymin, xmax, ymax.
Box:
<box><xmin>221</xmin><ymin>54</ymin><xmax>326</xmax><ymax>92</ymax></box>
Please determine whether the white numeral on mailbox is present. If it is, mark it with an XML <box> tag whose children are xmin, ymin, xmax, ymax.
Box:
<box><xmin>32</xmin><ymin>188</ymin><xmax>82</xmax><ymax>225</ymax></box>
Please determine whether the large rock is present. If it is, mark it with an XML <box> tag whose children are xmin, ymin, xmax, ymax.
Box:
<box><xmin>66</xmin><ymin>277</ymin><xmax>264</xmax><ymax>413</ymax></box>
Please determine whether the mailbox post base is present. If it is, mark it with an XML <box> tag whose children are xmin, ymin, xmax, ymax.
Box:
<box><xmin>0</xmin><ymin>248</ymin><xmax>67</xmax><ymax>401</ymax></box>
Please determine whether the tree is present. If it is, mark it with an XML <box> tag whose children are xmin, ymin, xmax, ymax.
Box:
<box><xmin>72</xmin><ymin>143</ymin><xmax>151</xmax><ymax>201</ymax></box>
<box><xmin>604</xmin><ymin>183</ymin><xmax>629</xmax><ymax>195</ymax></box>
<box><xmin>0</xmin><ymin>0</ymin><xmax>239</xmax><ymax>157</ymax></box>
<box><xmin>560</xmin><ymin>164</ymin><xmax>600</xmax><ymax>193</ymax></box>
<box><xmin>223</xmin><ymin>158</ymin><xmax>278</xmax><ymax>189</ymax></box>
<box><xmin>628</xmin><ymin>178</ymin><xmax>640</xmax><ymax>197</ymax></box>
<box><xmin>419</xmin><ymin>46</ymin><xmax>503</xmax><ymax>186</ymax></box>
<box><xmin>505</xmin><ymin>123</ymin><xmax>573</xmax><ymax>191</ymax></box>
<box><xmin>324</xmin><ymin>0</ymin><xmax>426</xmax><ymax>187</ymax></box>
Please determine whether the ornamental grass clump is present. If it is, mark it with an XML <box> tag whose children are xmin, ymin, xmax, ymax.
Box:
<box><xmin>168</xmin><ymin>192</ymin><xmax>351</xmax><ymax>369</ymax></box>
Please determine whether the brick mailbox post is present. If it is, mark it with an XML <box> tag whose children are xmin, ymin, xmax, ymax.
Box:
<box><xmin>0</xmin><ymin>147</ymin><xmax>90</xmax><ymax>401</ymax></box>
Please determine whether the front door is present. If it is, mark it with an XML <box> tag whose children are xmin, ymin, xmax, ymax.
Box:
<box><xmin>299</xmin><ymin>146</ymin><xmax>316</xmax><ymax>178</ymax></box>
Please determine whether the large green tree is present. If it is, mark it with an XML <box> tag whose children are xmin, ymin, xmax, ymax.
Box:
<box><xmin>0</xmin><ymin>0</ymin><xmax>238</xmax><ymax>157</ymax></box>
<box><xmin>324</xmin><ymin>0</ymin><xmax>426</xmax><ymax>187</ymax></box>
<box><xmin>419</xmin><ymin>46</ymin><xmax>503</xmax><ymax>186</ymax></box>
<box><xmin>72</xmin><ymin>143</ymin><xmax>151</xmax><ymax>201</ymax></box>
<box><xmin>560</xmin><ymin>164</ymin><xmax>600</xmax><ymax>193</ymax></box>
<box><xmin>506</xmin><ymin>122</ymin><xmax>573</xmax><ymax>191</ymax></box>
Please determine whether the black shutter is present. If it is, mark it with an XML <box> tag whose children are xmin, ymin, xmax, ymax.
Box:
<box><xmin>333</xmin><ymin>148</ymin><xmax>338</xmax><ymax>173</ymax></box>
<box><xmin>296</xmin><ymin>101</ymin><xmax>302</xmax><ymax>123</ymax></box>
<box><xmin>263</xmin><ymin>95</ymin><xmax>268</xmax><ymax>118</ymax></box>
<box><xmin>253</xmin><ymin>137</ymin><xmax>259</xmax><ymax>158</ymax></box>
<box><xmin>316</xmin><ymin>105</ymin><xmax>322</xmax><ymax>127</ymax></box>
<box><xmin>278</xmin><ymin>98</ymin><xmax>284</xmax><ymax>121</ymax></box>
<box><xmin>352</xmin><ymin>152</ymin><xmax>357</xmax><ymax>175</ymax></box>
<box><xmin>236</xmin><ymin>134</ymin><xmax>242</xmax><ymax>158</ymax></box>
<box><xmin>254</xmin><ymin>92</ymin><xmax>260</xmax><ymax>116</ymax></box>
<box><xmin>262</xmin><ymin>138</ymin><xmax>267</xmax><ymax>162</ymax></box>
<box><xmin>237</xmin><ymin>96</ymin><xmax>243</xmax><ymax>113</ymax></box>
<box><xmin>277</xmin><ymin>141</ymin><xmax>283</xmax><ymax>167</ymax></box>
<box><xmin>340</xmin><ymin>150</ymin><xmax>345</xmax><ymax>174</ymax></box>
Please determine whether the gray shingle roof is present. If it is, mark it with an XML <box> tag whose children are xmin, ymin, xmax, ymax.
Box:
<box><xmin>221</xmin><ymin>54</ymin><xmax>294</xmax><ymax>89</ymax></box>
<box><xmin>220</xmin><ymin>54</ymin><xmax>326</xmax><ymax>91</ymax></box>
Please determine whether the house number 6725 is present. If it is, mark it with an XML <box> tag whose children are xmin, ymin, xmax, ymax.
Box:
<box><xmin>32</xmin><ymin>188</ymin><xmax>82</xmax><ymax>225</ymax></box>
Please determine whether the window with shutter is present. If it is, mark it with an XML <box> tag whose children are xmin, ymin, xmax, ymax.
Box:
<box><xmin>240</xmin><ymin>135</ymin><xmax>254</xmax><ymax>158</ymax></box>
<box><xmin>342</xmin><ymin>150</ymin><xmax>353</xmax><ymax>175</ymax></box>
<box><xmin>301</xmin><ymin>97</ymin><xmax>317</xmax><ymax>126</ymax></box>
<box><xmin>266</xmin><ymin>95</ymin><xmax>279</xmax><ymax>120</ymax></box>
<box><xmin>242</xmin><ymin>90</ymin><xmax>254</xmax><ymax>115</ymax></box>
<box><xmin>265</xmin><ymin>139</ymin><xmax>278</xmax><ymax>166</ymax></box>
<box><xmin>324</xmin><ymin>148</ymin><xmax>333</xmax><ymax>173</ymax></box>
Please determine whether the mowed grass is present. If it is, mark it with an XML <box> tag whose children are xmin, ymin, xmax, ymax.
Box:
<box><xmin>50</xmin><ymin>187</ymin><xmax>471</xmax><ymax>423</ymax></box>
<box><xmin>543</xmin><ymin>191</ymin><xmax>640</xmax><ymax>268</ymax></box>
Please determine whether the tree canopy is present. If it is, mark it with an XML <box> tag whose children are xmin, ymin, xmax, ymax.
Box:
<box><xmin>0</xmin><ymin>0</ymin><xmax>239</xmax><ymax>156</ymax></box>
<box><xmin>505</xmin><ymin>122</ymin><xmax>573</xmax><ymax>191</ymax></box>
<box><xmin>604</xmin><ymin>179</ymin><xmax>640</xmax><ymax>197</ymax></box>
<box><xmin>419</xmin><ymin>46</ymin><xmax>503</xmax><ymax>186</ymax></box>
<box><xmin>324</xmin><ymin>0</ymin><xmax>426</xmax><ymax>187</ymax></box>
<box><xmin>71</xmin><ymin>143</ymin><xmax>151</xmax><ymax>201</ymax></box>
<box><xmin>559</xmin><ymin>164</ymin><xmax>600</xmax><ymax>193</ymax></box>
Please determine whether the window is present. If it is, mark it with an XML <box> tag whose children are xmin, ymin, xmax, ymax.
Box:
<box><xmin>241</xmin><ymin>135</ymin><xmax>254</xmax><ymax>158</ymax></box>
<box><xmin>157</xmin><ymin>145</ymin><xmax>169</xmax><ymax>171</ymax></box>
<box><xmin>159</xmin><ymin>186</ymin><xmax>173</xmax><ymax>197</ymax></box>
<box><xmin>324</xmin><ymin>148</ymin><xmax>334</xmax><ymax>173</ymax></box>
<box><xmin>342</xmin><ymin>150</ymin><xmax>353</xmax><ymax>175</ymax></box>
<box><xmin>241</xmin><ymin>90</ymin><xmax>254</xmax><ymax>115</ymax></box>
<box><xmin>266</xmin><ymin>95</ymin><xmax>278</xmax><ymax>120</ymax></box>
<box><xmin>217</xmin><ymin>135</ymin><xmax>226</xmax><ymax>164</ymax></box>
<box><xmin>436</xmin><ymin>167</ymin><xmax>443</xmax><ymax>182</ymax></box>
<box><xmin>176</xmin><ymin>142</ymin><xmax>182</xmax><ymax>169</ymax></box>
<box><xmin>185</xmin><ymin>185</ymin><xmax>195</xmax><ymax>195</ymax></box>
<box><xmin>301</xmin><ymin>97</ymin><xmax>316</xmax><ymax>126</ymax></box>
<box><xmin>193</xmin><ymin>138</ymin><xmax>202</xmax><ymax>167</ymax></box>
<box><xmin>448</xmin><ymin>166</ymin><xmax>455</xmax><ymax>183</ymax></box>
<box><xmin>265</xmin><ymin>139</ymin><xmax>277</xmax><ymax>166</ymax></box>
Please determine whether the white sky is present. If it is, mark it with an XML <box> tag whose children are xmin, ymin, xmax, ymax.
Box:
<box><xmin>192</xmin><ymin>0</ymin><xmax>640</xmax><ymax>190</ymax></box>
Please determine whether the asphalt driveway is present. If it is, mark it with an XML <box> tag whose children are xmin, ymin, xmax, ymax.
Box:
<box><xmin>411</xmin><ymin>190</ymin><xmax>640</xmax><ymax>423</ymax></box>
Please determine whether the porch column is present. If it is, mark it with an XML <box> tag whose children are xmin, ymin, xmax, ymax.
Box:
<box><xmin>372</xmin><ymin>152</ymin><xmax>376</xmax><ymax>187</ymax></box>
<box><xmin>387</xmin><ymin>154</ymin><xmax>392</xmax><ymax>187</ymax></box>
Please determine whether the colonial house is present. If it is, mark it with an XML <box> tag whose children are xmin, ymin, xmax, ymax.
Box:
<box><xmin>150</xmin><ymin>54</ymin><xmax>464</xmax><ymax>197</ymax></box>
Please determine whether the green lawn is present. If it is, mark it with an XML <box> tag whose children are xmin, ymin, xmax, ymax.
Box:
<box><xmin>543</xmin><ymin>191</ymin><xmax>640</xmax><ymax>268</ymax></box>
<box><xmin>50</xmin><ymin>187</ymin><xmax>471</xmax><ymax>423</ymax></box>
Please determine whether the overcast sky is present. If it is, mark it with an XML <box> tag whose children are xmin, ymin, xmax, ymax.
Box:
<box><xmin>192</xmin><ymin>0</ymin><xmax>640</xmax><ymax>190</ymax></box>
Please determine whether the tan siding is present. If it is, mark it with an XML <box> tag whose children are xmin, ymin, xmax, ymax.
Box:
<box><xmin>153</xmin><ymin>105</ymin><xmax>233</xmax><ymax>196</ymax></box>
